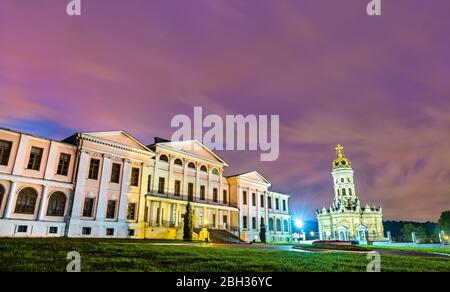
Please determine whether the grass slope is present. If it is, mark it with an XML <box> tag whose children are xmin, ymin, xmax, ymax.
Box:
<box><xmin>0</xmin><ymin>238</ymin><xmax>448</xmax><ymax>272</ymax></box>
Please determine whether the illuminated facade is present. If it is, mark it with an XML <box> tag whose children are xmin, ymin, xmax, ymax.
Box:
<box><xmin>0</xmin><ymin>128</ymin><xmax>291</xmax><ymax>242</ymax></box>
<box><xmin>317</xmin><ymin>145</ymin><xmax>385</xmax><ymax>242</ymax></box>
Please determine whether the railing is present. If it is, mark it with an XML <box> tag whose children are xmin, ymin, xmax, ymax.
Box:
<box><xmin>147</xmin><ymin>192</ymin><xmax>238</xmax><ymax>208</ymax></box>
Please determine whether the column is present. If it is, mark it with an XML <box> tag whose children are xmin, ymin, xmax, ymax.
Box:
<box><xmin>218</xmin><ymin>169</ymin><xmax>223</xmax><ymax>203</ymax></box>
<box><xmin>175</xmin><ymin>203</ymin><xmax>179</xmax><ymax>226</ymax></box>
<box><xmin>95</xmin><ymin>154</ymin><xmax>112</xmax><ymax>221</ymax></box>
<box><xmin>37</xmin><ymin>185</ymin><xmax>50</xmax><ymax>221</ymax></box>
<box><xmin>166</xmin><ymin>154</ymin><xmax>172</xmax><ymax>195</ymax></box>
<box><xmin>264</xmin><ymin>191</ymin><xmax>269</xmax><ymax>232</ymax></box>
<box><xmin>70</xmin><ymin>150</ymin><xmax>90</xmax><ymax>218</ymax></box>
<box><xmin>215</xmin><ymin>208</ymin><xmax>219</xmax><ymax>228</ymax></box>
<box><xmin>44</xmin><ymin>142</ymin><xmax>57</xmax><ymax>180</ymax></box>
<box><xmin>151</xmin><ymin>154</ymin><xmax>159</xmax><ymax>195</ymax></box>
<box><xmin>255</xmin><ymin>190</ymin><xmax>260</xmax><ymax>230</ymax></box>
<box><xmin>3</xmin><ymin>181</ymin><xmax>17</xmax><ymax>219</ymax></box>
<box><xmin>195</xmin><ymin>162</ymin><xmax>200</xmax><ymax>201</ymax></box>
<box><xmin>157</xmin><ymin>201</ymin><xmax>162</xmax><ymax>226</ymax></box>
<box><xmin>203</xmin><ymin>206</ymin><xmax>207</xmax><ymax>227</ymax></box>
<box><xmin>182</xmin><ymin>158</ymin><xmax>187</xmax><ymax>200</ymax></box>
<box><xmin>12</xmin><ymin>135</ymin><xmax>27</xmax><ymax>175</ymax></box>
<box><xmin>227</xmin><ymin>210</ymin><xmax>231</xmax><ymax>230</ymax></box>
<box><xmin>118</xmin><ymin>159</ymin><xmax>131</xmax><ymax>221</ymax></box>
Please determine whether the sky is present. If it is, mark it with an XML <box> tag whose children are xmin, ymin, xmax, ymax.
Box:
<box><xmin>1</xmin><ymin>0</ymin><xmax>449</xmax><ymax>222</ymax></box>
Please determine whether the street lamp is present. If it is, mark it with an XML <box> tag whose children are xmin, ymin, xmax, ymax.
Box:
<box><xmin>295</xmin><ymin>219</ymin><xmax>303</xmax><ymax>229</ymax></box>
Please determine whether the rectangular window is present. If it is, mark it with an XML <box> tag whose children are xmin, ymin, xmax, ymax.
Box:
<box><xmin>283</xmin><ymin>200</ymin><xmax>286</xmax><ymax>212</ymax></box>
<box><xmin>106</xmin><ymin>228</ymin><xmax>114</xmax><ymax>236</ymax></box>
<box><xmin>147</xmin><ymin>175</ymin><xmax>152</xmax><ymax>193</ymax></box>
<box><xmin>174</xmin><ymin>180</ymin><xmax>181</xmax><ymax>196</ymax></box>
<box><xmin>268</xmin><ymin>197</ymin><xmax>272</xmax><ymax>209</ymax></box>
<box><xmin>213</xmin><ymin>188</ymin><xmax>218</xmax><ymax>202</ymax></box>
<box><xmin>0</xmin><ymin>140</ymin><xmax>12</xmax><ymax>166</ymax></box>
<box><xmin>223</xmin><ymin>190</ymin><xmax>228</xmax><ymax>204</ymax></box>
<box><xmin>243</xmin><ymin>191</ymin><xmax>247</xmax><ymax>205</ymax></box>
<box><xmin>56</xmin><ymin>153</ymin><xmax>71</xmax><ymax>176</ymax></box>
<box><xmin>88</xmin><ymin>159</ymin><xmax>100</xmax><ymax>180</ymax></box>
<box><xmin>200</xmin><ymin>185</ymin><xmax>206</xmax><ymax>200</ymax></box>
<box><xmin>243</xmin><ymin>216</ymin><xmax>248</xmax><ymax>229</ymax></box>
<box><xmin>82</xmin><ymin>227</ymin><xmax>91</xmax><ymax>235</ymax></box>
<box><xmin>127</xmin><ymin>203</ymin><xmax>136</xmax><ymax>220</ymax></box>
<box><xmin>106</xmin><ymin>200</ymin><xmax>116</xmax><ymax>219</ymax></box>
<box><xmin>128</xmin><ymin>229</ymin><xmax>135</xmax><ymax>236</ymax></box>
<box><xmin>158</xmin><ymin>177</ymin><xmax>165</xmax><ymax>194</ymax></box>
<box><xmin>275</xmin><ymin>198</ymin><xmax>279</xmax><ymax>210</ymax></box>
<box><xmin>17</xmin><ymin>225</ymin><xmax>28</xmax><ymax>233</ymax></box>
<box><xmin>49</xmin><ymin>227</ymin><xmax>58</xmax><ymax>234</ymax></box>
<box><xmin>130</xmin><ymin>167</ymin><xmax>140</xmax><ymax>187</ymax></box>
<box><xmin>27</xmin><ymin>147</ymin><xmax>43</xmax><ymax>171</ymax></box>
<box><xmin>252</xmin><ymin>217</ymin><xmax>256</xmax><ymax>230</ymax></box>
<box><xmin>260</xmin><ymin>194</ymin><xmax>264</xmax><ymax>208</ymax></box>
<box><xmin>188</xmin><ymin>183</ymin><xmax>194</xmax><ymax>201</ymax></box>
<box><xmin>110</xmin><ymin>163</ymin><xmax>121</xmax><ymax>183</ymax></box>
<box><xmin>82</xmin><ymin>197</ymin><xmax>95</xmax><ymax>217</ymax></box>
<box><xmin>252</xmin><ymin>193</ymin><xmax>256</xmax><ymax>206</ymax></box>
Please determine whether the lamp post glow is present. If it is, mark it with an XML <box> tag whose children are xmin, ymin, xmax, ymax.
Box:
<box><xmin>295</xmin><ymin>219</ymin><xmax>303</xmax><ymax>229</ymax></box>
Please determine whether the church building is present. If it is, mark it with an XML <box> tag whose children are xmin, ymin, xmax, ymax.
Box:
<box><xmin>317</xmin><ymin>145</ymin><xmax>385</xmax><ymax>242</ymax></box>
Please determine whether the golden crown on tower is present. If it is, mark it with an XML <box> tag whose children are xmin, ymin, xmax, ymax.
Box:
<box><xmin>332</xmin><ymin>144</ymin><xmax>352</xmax><ymax>170</ymax></box>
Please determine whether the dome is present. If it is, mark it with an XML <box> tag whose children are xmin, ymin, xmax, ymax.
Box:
<box><xmin>332</xmin><ymin>144</ymin><xmax>352</xmax><ymax>170</ymax></box>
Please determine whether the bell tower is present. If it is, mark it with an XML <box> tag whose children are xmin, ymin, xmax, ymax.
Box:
<box><xmin>331</xmin><ymin>145</ymin><xmax>360</xmax><ymax>210</ymax></box>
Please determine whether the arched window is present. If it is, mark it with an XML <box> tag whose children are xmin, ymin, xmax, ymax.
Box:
<box><xmin>211</xmin><ymin>168</ymin><xmax>219</xmax><ymax>175</ymax></box>
<box><xmin>14</xmin><ymin>187</ymin><xmax>38</xmax><ymax>214</ymax></box>
<box><xmin>159</xmin><ymin>154</ymin><xmax>169</xmax><ymax>162</ymax></box>
<box><xmin>276</xmin><ymin>219</ymin><xmax>282</xmax><ymax>232</ymax></box>
<box><xmin>349</xmin><ymin>188</ymin><xmax>352</xmax><ymax>196</ymax></box>
<box><xmin>46</xmin><ymin>191</ymin><xmax>67</xmax><ymax>217</ymax></box>
<box><xmin>200</xmin><ymin>165</ymin><xmax>207</xmax><ymax>172</ymax></box>
<box><xmin>342</xmin><ymin>188</ymin><xmax>346</xmax><ymax>196</ymax></box>
<box><xmin>269</xmin><ymin>218</ymin><xmax>274</xmax><ymax>231</ymax></box>
<box><xmin>174</xmin><ymin>158</ymin><xmax>183</xmax><ymax>166</ymax></box>
<box><xmin>0</xmin><ymin>184</ymin><xmax>5</xmax><ymax>208</ymax></box>
<box><xmin>188</xmin><ymin>162</ymin><xmax>196</xmax><ymax>169</ymax></box>
<box><xmin>284</xmin><ymin>220</ymin><xmax>289</xmax><ymax>232</ymax></box>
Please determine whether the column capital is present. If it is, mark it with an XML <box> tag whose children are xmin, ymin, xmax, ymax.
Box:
<box><xmin>123</xmin><ymin>158</ymin><xmax>131</xmax><ymax>164</ymax></box>
<box><xmin>80</xmin><ymin>149</ymin><xmax>90</xmax><ymax>155</ymax></box>
<box><xmin>103</xmin><ymin>154</ymin><xmax>112</xmax><ymax>159</ymax></box>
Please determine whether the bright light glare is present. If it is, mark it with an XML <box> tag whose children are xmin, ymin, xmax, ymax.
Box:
<box><xmin>295</xmin><ymin>219</ymin><xmax>303</xmax><ymax>229</ymax></box>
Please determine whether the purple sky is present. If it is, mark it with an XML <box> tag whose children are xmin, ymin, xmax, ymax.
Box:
<box><xmin>1</xmin><ymin>0</ymin><xmax>449</xmax><ymax>222</ymax></box>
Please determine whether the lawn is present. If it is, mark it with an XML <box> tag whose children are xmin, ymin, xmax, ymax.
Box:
<box><xmin>0</xmin><ymin>238</ymin><xmax>449</xmax><ymax>272</ymax></box>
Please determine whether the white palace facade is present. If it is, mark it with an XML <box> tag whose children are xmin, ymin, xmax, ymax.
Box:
<box><xmin>0</xmin><ymin>127</ymin><xmax>292</xmax><ymax>242</ymax></box>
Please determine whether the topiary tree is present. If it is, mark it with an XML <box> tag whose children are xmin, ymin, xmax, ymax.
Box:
<box><xmin>183</xmin><ymin>202</ymin><xmax>194</xmax><ymax>241</ymax></box>
<box><xmin>260</xmin><ymin>223</ymin><xmax>267</xmax><ymax>243</ymax></box>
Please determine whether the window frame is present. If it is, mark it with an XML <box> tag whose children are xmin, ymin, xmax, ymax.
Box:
<box><xmin>14</xmin><ymin>187</ymin><xmax>38</xmax><ymax>215</ymax></box>
<box><xmin>56</xmin><ymin>153</ymin><xmax>71</xmax><ymax>176</ymax></box>
<box><xmin>110</xmin><ymin>163</ymin><xmax>121</xmax><ymax>184</ymax></box>
<box><xmin>46</xmin><ymin>191</ymin><xmax>67</xmax><ymax>217</ymax></box>
<box><xmin>82</xmin><ymin>197</ymin><xmax>95</xmax><ymax>217</ymax></box>
<box><xmin>27</xmin><ymin>146</ymin><xmax>44</xmax><ymax>171</ymax></box>
<box><xmin>106</xmin><ymin>200</ymin><xmax>117</xmax><ymax>219</ymax></box>
<box><xmin>0</xmin><ymin>140</ymin><xmax>13</xmax><ymax>166</ymax></box>
<box><xmin>88</xmin><ymin>159</ymin><xmax>100</xmax><ymax>180</ymax></box>
<box><xmin>130</xmin><ymin>167</ymin><xmax>140</xmax><ymax>187</ymax></box>
<box><xmin>158</xmin><ymin>177</ymin><xmax>165</xmax><ymax>194</ymax></box>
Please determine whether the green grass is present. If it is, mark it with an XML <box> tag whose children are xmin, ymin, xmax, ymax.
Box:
<box><xmin>362</xmin><ymin>244</ymin><xmax>450</xmax><ymax>255</ymax></box>
<box><xmin>0</xmin><ymin>238</ymin><xmax>448</xmax><ymax>272</ymax></box>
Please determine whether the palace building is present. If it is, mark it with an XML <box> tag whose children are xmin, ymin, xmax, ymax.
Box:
<box><xmin>0</xmin><ymin>127</ymin><xmax>292</xmax><ymax>242</ymax></box>
<box><xmin>317</xmin><ymin>145</ymin><xmax>385</xmax><ymax>242</ymax></box>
